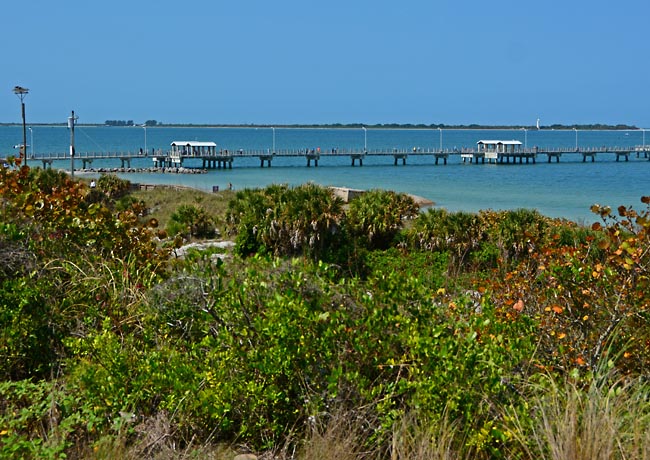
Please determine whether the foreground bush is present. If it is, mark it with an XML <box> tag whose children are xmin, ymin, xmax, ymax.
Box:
<box><xmin>484</xmin><ymin>197</ymin><xmax>650</xmax><ymax>376</ymax></box>
<box><xmin>226</xmin><ymin>184</ymin><xmax>346</xmax><ymax>259</ymax></box>
<box><xmin>3</xmin><ymin>173</ymin><xmax>650</xmax><ymax>458</ymax></box>
<box><xmin>0</xmin><ymin>166</ymin><xmax>167</xmax><ymax>380</ymax></box>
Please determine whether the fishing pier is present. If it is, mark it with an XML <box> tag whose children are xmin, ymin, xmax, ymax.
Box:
<box><xmin>28</xmin><ymin>141</ymin><xmax>650</xmax><ymax>170</ymax></box>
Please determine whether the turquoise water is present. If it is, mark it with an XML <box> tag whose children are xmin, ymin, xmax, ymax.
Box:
<box><xmin>1</xmin><ymin>126</ymin><xmax>648</xmax><ymax>223</ymax></box>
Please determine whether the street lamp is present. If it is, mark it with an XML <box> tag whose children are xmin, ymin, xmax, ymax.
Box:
<box><xmin>141</xmin><ymin>124</ymin><xmax>147</xmax><ymax>154</ymax></box>
<box><xmin>362</xmin><ymin>126</ymin><xmax>367</xmax><ymax>152</ymax></box>
<box><xmin>13</xmin><ymin>86</ymin><xmax>29</xmax><ymax>166</ymax></box>
<box><xmin>438</xmin><ymin>127</ymin><xmax>442</xmax><ymax>151</ymax></box>
<box><xmin>641</xmin><ymin>129</ymin><xmax>645</xmax><ymax>152</ymax></box>
<box><xmin>573</xmin><ymin>128</ymin><xmax>578</xmax><ymax>150</ymax></box>
<box><xmin>272</xmin><ymin>127</ymin><xmax>276</xmax><ymax>153</ymax></box>
<box><xmin>29</xmin><ymin>127</ymin><xmax>33</xmax><ymax>158</ymax></box>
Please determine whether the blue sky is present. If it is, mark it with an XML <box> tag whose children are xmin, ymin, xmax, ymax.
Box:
<box><xmin>2</xmin><ymin>0</ymin><xmax>648</xmax><ymax>126</ymax></box>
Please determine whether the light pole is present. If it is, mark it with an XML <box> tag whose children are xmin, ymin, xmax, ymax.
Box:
<box><xmin>573</xmin><ymin>128</ymin><xmax>578</xmax><ymax>150</ymax></box>
<box><xmin>29</xmin><ymin>127</ymin><xmax>33</xmax><ymax>158</ymax></box>
<box><xmin>641</xmin><ymin>129</ymin><xmax>645</xmax><ymax>152</ymax></box>
<box><xmin>141</xmin><ymin>124</ymin><xmax>147</xmax><ymax>154</ymax></box>
<box><xmin>13</xmin><ymin>86</ymin><xmax>29</xmax><ymax>166</ymax></box>
<box><xmin>68</xmin><ymin>110</ymin><xmax>78</xmax><ymax>178</ymax></box>
<box><xmin>272</xmin><ymin>127</ymin><xmax>276</xmax><ymax>153</ymax></box>
<box><xmin>522</xmin><ymin>127</ymin><xmax>527</xmax><ymax>150</ymax></box>
<box><xmin>362</xmin><ymin>126</ymin><xmax>367</xmax><ymax>152</ymax></box>
<box><xmin>438</xmin><ymin>127</ymin><xmax>442</xmax><ymax>151</ymax></box>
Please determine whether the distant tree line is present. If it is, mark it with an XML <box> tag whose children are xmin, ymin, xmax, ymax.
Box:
<box><xmin>149</xmin><ymin>122</ymin><xmax>639</xmax><ymax>130</ymax></box>
<box><xmin>105</xmin><ymin>120</ymin><xmax>134</xmax><ymax>127</ymax></box>
<box><xmin>103</xmin><ymin>120</ymin><xmax>160</xmax><ymax>127</ymax></box>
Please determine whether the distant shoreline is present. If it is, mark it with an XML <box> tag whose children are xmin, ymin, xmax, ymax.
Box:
<box><xmin>0</xmin><ymin>123</ymin><xmax>640</xmax><ymax>130</ymax></box>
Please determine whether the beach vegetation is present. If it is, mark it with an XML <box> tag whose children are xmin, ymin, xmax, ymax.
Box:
<box><xmin>1</xmin><ymin>167</ymin><xmax>649</xmax><ymax>459</ymax></box>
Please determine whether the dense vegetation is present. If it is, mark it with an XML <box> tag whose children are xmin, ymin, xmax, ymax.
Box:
<box><xmin>1</xmin><ymin>165</ymin><xmax>649</xmax><ymax>459</ymax></box>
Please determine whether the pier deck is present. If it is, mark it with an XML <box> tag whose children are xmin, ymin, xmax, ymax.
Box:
<box><xmin>28</xmin><ymin>145</ymin><xmax>650</xmax><ymax>170</ymax></box>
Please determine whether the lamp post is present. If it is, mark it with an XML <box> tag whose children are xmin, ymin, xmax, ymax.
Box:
<box><xmin>438</xmin><ymin>127</ymin><xmax>442</xmax><ymax>152</ymax></box>
<box><xmin>141</xmin><ymin>124</ymin><xmax>147</xmax><ymax>154</ymax></box>
<box><xmin>68</xmin><ymin>110</ymin><xmax>78</xmax><ymax>178</ymax></box>
<box><xmin>272</xmin><ymin>127</ymin><xmax>276</xmax><ymax>153</ymax></box>
<box><xmin>29</xmin><ymin>127</ymin><xmax>33</xmax><ymax>158</ymax></box>
<box><xmin>641</xmin><ymin>129</ymin><xmax>645</xmax><ymax>152</ymax></box>
<box><xmin>13</xmin><ymin>86</ymin><xmax>29</xmax><ymax>166</ymax></box>
<box><xmin>573</xmin><ymin>128</ymin><xmax>578</xmax><ymax>151</ymax></box>
<box><xmin>362</xmin><ymin>126</ymin><xmax>367</xmax><ymax>152</ymax></box>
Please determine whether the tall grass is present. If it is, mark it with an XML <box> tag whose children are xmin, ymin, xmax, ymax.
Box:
<box><xmin>74</xmin><ymin>373</ymin><xmax>650</xmax><ymax>460</ymax></box>
<box><xmin>506</xmin><ymin>370</ymin><xmax>650</xmax><ymax>460</ymax></box>
<box><xmin>131</xmin><ymin>187</ymin><xmax>235</xmax><ymax>231</ymax></box>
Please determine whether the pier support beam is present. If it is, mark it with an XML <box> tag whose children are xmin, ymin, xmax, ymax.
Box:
<box><xmin>434</xmin><ymin>154</ymin><xmax>448</xmax><ymax>165</ymax></box>
<box><xmin>350</xmin><ymin>154</ymin><xmax>364</xmax><ymax>166</ymax></box>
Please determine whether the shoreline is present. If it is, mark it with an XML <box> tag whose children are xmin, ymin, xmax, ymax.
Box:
<box><xmin>0</xmin><ymin>123</ymin><xmax>640</xmax><ymax>131</ymax></box>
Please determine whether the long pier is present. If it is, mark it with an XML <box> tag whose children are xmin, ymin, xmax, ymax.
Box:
<box><xmin>29</xmin><ymin>145</ymin><xmax>650</xmax><ymax>170</ymax></box>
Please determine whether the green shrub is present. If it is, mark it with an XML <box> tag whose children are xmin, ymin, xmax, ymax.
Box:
<box><xmin>167</xmin><ymin>204</ymin><xmax>217</xmax><ymax>239</ymax></box>
<box><xmin>346</xmin><ymin>189</ymin><xmax>419</xmax><ymax>250</ymax></box>
<box><xmin>226</xmin><ymin>184</ymin><xmax>345</xmax><ymax>260</ymax></box>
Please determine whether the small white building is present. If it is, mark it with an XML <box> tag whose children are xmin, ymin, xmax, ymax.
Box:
<box><xmin>476</xmin><ymin>140</ymin><xmax>522</xmax><ymax>160</ymax></box>
<box><xmin>476</xmin><ymin>140</ymin><xmax>523</xmax><ymax>160</ymax></box>
<box><xmin>169</xmin><ymin>141</ymin><xmax>217</xmax><ymax>165</ymax></box>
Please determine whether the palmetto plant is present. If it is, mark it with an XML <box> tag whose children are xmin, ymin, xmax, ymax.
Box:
<box><xmin>226</xmin><ymin>184</ymin><xmax>345</xmax><ymax>259</ymax></box>
<box><xmin>346</xmin><ymin>189</ymin><xmax>419</xmax><ymax>250</ymax></box>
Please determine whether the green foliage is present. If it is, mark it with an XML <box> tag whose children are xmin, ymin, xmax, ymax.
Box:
<box><xmin>226</xmin><ymin>184</ymin><xmax>345</xmax><ymax>260</ymax></box>
<box><xmin>346</xmin><ymin>189</ymin><xmax>419</xmax><ymax>250</ymax></box>
<box><xmin>167</xmin><ymin>204</ymin><xmax>217</xmax><ymax>239</ymax></box>
<box><xmin>3</xmin><ymin>165</ymin><xmax>650</xmax><ymax>458</ymax></box>
<box><xmin>117</xmin><ymin>255</ymin><xmax>533</xmax><ymax>451</ymax></box>
<box><xmin>0</xmin><ymin>379</ymin><xmax>83</xmax><ymax>459</ymax></box>
<box><xmin>406</xmin><ymin>208</ymin><xmax>482</xmax><ymax>271</ymax></box>
<box><xmin>483</xmin><ymin>197</ymin><xmax>650</xmax><ymax>376</ymax></box>
<box><xmin>406</xmin><ymin>208</ymin><xmax>556</xmax><ymax>273</ymax></box>
<box><xmin>0</xmin><ymin>166</ymin><xmax>168</xmax><ymax>380</ymax></box>
<box><xmin>97</xmin><ymin>173</ymin><xmax>131</xmax><ymax>199</ymax></box>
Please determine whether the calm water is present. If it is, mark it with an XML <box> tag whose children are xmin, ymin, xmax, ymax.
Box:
<box><xmin>1</xmin><ymin>125</ymin><xmax>648</xmax><ymax>223</ymax></box>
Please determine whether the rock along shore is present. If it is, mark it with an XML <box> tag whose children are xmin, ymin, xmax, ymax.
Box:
<box><xmin>80</xmin><ymin>167</ymin><xmax>208</xmax><ymax>175</ymax></box>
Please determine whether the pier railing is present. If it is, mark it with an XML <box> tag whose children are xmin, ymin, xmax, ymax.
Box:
<box><xmin>27</xmin><ymin>145</ymin><xmax>650</xmax><ymax>169</ymax></box>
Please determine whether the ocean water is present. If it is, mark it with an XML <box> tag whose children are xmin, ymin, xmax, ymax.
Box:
<box><xmin>1</xmin><ymin>125</ymin><xmax>648</xmax><ymax>224</ymax></box>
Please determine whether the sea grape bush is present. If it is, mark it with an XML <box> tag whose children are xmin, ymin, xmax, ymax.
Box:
<box><xmin>2</xmin><ymin>173</ymin><xmax>650</xmax><ymax>458</ymax></box>
<box><xmin>483</xmin><ymin>197</ymin><xmax>650</xmax><ymax>376</ymax></box>
<box><xmin>0</xmin><ymin>166</ymin><xmax>167</xmax><ymax>381</ymax></box>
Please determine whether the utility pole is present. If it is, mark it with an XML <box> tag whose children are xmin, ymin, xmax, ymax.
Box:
<box><xmin>68</xmin><ymin>110</ymin><xmax>77</xmax><ymax>178</ymax></box>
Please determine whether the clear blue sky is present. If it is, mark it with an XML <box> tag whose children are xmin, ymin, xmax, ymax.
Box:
<box><xmin>2</xmin><ymin>0</ymin><xmax>648</xmax><ymax>126</ymax></box>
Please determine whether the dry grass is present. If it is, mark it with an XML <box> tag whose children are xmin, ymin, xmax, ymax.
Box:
<box><xmin>389</xmin><ymin>411</ymin><xmax>476</xmax><ymax>460</ymax></box>
<box><xmin>75</xmin><ymin>381</ymin><xmax>650</xmax><ymax>460</ymax></box>
<box><xmin>506</xmin><ymin>372</ymin><xmax>650</xmax><ymax>460</ymax></box>
<box><xmin>130</xmin><ymin>187</ymin><xmax>235</xmax><ymax>231</ymax></box>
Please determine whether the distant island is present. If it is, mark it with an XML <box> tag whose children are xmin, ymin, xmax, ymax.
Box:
<box><xmin>0</xmin><ymin>121</ymin><xmax>640</xmax><ymax>130</ymax></box>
